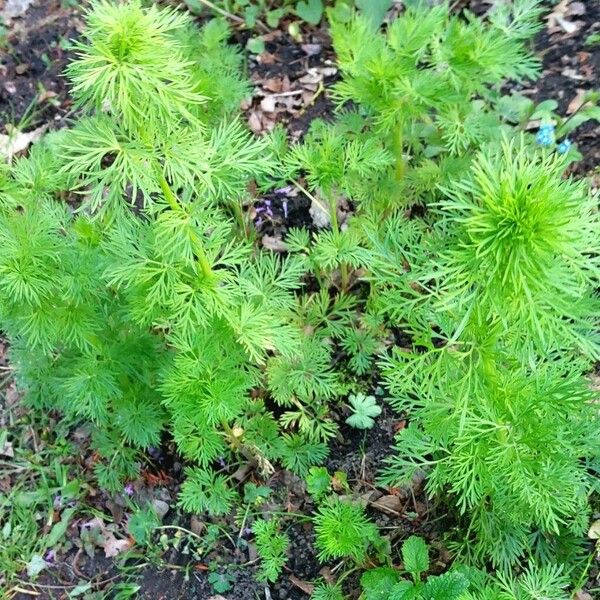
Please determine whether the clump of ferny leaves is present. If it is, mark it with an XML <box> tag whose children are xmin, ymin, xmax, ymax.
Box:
<box><xmin>2</xmin><ymin>0</ymin><xmax>600</xmax><ymax>590</ymax></box>
<box><xmin>281</xmin><ymin>0</ymin><xmax>600</xmax><ymax>571</ymax></box>
<box><xmin>376</xmin><ymin>140</ymin><xmax>600</xmax><ymax>569</ymax></box>
<box><xmin>0</xmin><ymin>0</ymin><xmax>328</xmax><ymax>502</ymax></box>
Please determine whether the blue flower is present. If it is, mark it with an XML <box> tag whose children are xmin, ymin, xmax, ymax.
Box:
<box><xmin>536</xmin><ymin>124</ymin><xmax>555</xmax><ymax>147</ymax></box>
<box><xmin>557</xmin><ymin>138</ymin><xmax>572</xmax><ymax>154</ymax></box>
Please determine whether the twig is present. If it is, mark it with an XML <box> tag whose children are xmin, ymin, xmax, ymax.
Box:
<box><xmin>8</xmin><ymin>587</ymin><xmax>40</xmax><ymax>597</ymax></box>
<box><xmin>14</xmin><ymin>573</ymin><xmax>122</xmax><ymax>591</ymax></box>
<box><xmin>292</xmin><ymin>180</ymin><xmax>330</xmax><ymax>220</ymax></box>
<box><xmin>190</xmin><ymin>0</ymin><xmax>269</xmax><ymax>32</ymax></box>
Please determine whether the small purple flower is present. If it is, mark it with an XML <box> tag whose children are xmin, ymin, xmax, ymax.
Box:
<box><xmin>557</xmin><ymin>138</ymin><xmax>572</xmax><ymax>154</ymax></box>
<box><xmin>242</xmin><ymin>527</ymin><xmax>253</xmax><ymax>537</ymax></box>
<box><xmin>536</xmin><ymin>124</ymin><xmax>555</xmax><ymax>147</ymax></box>
<box><xmin>217</xmin><ymin>456</ymin><xmax>227</xmax><ymax>468</ymax></box>
<box><xmin>123</xmin><ymin>483</ymin><xmax>134</xmax><ymax>496</ymax></box>
<box><xmin>275</xmin><ymin>186</ymin><xmax>293</xmax><ymax>195</ymax></box>
<box><xmin>53</xmin><ymin>496</ymin><xmax>62</xmax><ymax>510</ymax></box>
<box><xmin>45</xmin><ymin>550</ymin><xmax>56</xmax><ymax>563</ymax></box>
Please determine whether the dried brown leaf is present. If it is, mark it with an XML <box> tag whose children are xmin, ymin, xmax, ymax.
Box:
<box><xmin>0</xmin><ymin>124</ymin><xmax>48</xmax><ymax>161</ymax></box>
<box><xmin>289</xmin><ymin>575</ymin><xmax>314</xmax><ymax>595</ymax></box>
<box><xmin>262</xmin><ymin>235</ymin><xmax>288</xmax><ymax>252</ymax></box>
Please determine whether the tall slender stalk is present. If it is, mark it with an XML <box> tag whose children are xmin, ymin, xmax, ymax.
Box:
<box><xmin>156</xmin><ymin>170</ymin><xmax>213</xmax><ymax>279</ymax></box>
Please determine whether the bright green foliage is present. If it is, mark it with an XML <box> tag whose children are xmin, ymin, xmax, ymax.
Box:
<box><xmin>436</xmin><ymin>138</ymin><xmax>600</xmax><ymax>358</ymax></box>
<box><xmin>312</xmin><ymin>582</ymin><xmax>346</xmax><ymax>600</ymax></box>
<box><xmin>345</xmin><ymin>393</ymin><xmax>381</xmax><ymax>429</ymax></box>
<box><xmin>3</xmin><ymin>0</ymin><xmax>600</xmax><ymax>592</ymax></box>
<box><xmin>0</xmin><ymin>0</ymin><xmax>330</xmax><ymax>501</ymax></box>
<box><xmin>252</xmin><ymin>518</ymin><xmax>290</xmax><ymax>582</ymax></box>
<box><xmin>464</xmin><ymin>562</ymin><xmax>570</xmax><ymax>600</ymax></box>
<box><xmin>305</xmin><ymin>466</ymin><xmax>332</xmax><ymax>501</ymax></box>
<box><xmin>361</xmin><ymin>537</ymin><xmax>469</xmax><ymax>600</ymax></box>
<box><xmin>280</xmin><ymin>433</ymin><xmax>329</xmax><ymax>477</ymax></box>
<box><xmin>401</xmin><ymin>536</ymin><xmax>429</xmax><ymax>581</ymax></box>
<box><xmin>325</xmin><ymin>1</ymin><xmax>544</xmax><ymax>211</ymax></box>
<box><xmin>179</xmin><ymin>468</ymin><xmax>238</xmax><ymax>516</ymax></box>
<box><xmin>127</xmin><ymin>505</ymin><xmax>161</xmax><ymax>544</ymax></box>
<box><xmin>376</xmin><ymin>140</ymin><xmax>600</xmax><ymax>568</ymax></box>
<box><xmin>314</xmin><ymin>499</ymin><xmax>380</xmax><ymax>563</ymax></box>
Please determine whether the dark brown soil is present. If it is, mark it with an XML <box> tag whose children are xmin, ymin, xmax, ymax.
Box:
<box><xmin>532</xmin><ymin>1</ymin><xmax>600</xmax><ymax>174</ymax></box>
<box><xmin>0</xmin><ymin>0</ymin><xmax>81</xmax><ymax>133</ymax></box>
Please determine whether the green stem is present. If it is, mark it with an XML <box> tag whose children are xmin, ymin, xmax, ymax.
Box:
<box><xmin>220</xmin><ymin>418</ymin><xmax>241</xmax><ymax>450</ymax></box>
<box><xmin>157</xmin><ymin>171</ymin><xmax>181</xmax><ymax>213</ymax></box>
<box><xmin>232</xmin><ymin>197</ymin><xmax>249</xmax><ymax>240</ymax></box>
<box><xmin>395</xmin><ymin>125</ymin><xmax>405</xmax><ymax>181</ymax></box>
<box><xmin>156</xmin><ymin>170</ymin><xmax>213</xmax><ymax>279</ymax></box>
<box><xmin>327</xmin><ymin>190</ymin><xmax>350</xmax><ymax>291</ymax></box>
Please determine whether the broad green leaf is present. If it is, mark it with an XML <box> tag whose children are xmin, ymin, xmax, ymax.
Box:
<box><xmin>68</xmin><ymin>582</ymin><xmax>92</xmax><ymax>598</ymax></box>
<box><xmin>401</xmin><ymin>536</ymin><xmax>429</xmax><ymax>578</ymax></box>
<box><xmin>296</xmin><ymin>0</ymin><xmax>324</xmax><ymax>25</ymax></box>
<box><xmin>26</xmin><ymin>554</ymin><xmax>48</xmax><ymax>578</ymax></box>
<box><xmin>244</xmin><ymin>482</ymin><xmax>272</xmax><ymax>503</ymax></box>
<box><xmin>267</xmin><ymin>8</ymin><xmax>286</xmax><ymax>28</ymax></box>
<box><xmin>361</xmin><ymin>567</ymin><xmax>401</xmax><ymax>599</ymax></box>
<box><xmin>530</xmin><ymin>99</ymin><xmax>558</xmax><ymax>120</ymax></box>
<box><xmin>346</xmin><ymin>393</ymin><xmax>382</xmax><ymax>429</ymax></box>
<box><xmin>247</xmin><ymin>36</ymin><xmax>266</xmax><ymax>55</ymax></box>
<box><xmin>355</xmin><ymin>0</ymin><xmax>393</xmax><ymax>27</ymax></box>
<box><xmin>306</xmin><ymin>466</ymin><xmax>331</xmax><ymax>500</ymax></box>
<box><xmin>45</xmin><ymin>507</ymin><xmax>76</xmax><ymax>549</ymax></box>
<box><xmin>329</xmin><ymin>0</ymin><xmax>353</xmax><ymax>23</ymax></box>
<box><xmin>421</xmin><ymin>571</ymin><xmax>470</xmax><ymax>600</ymax></box>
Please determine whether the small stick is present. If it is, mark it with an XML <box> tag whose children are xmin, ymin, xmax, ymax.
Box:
<box><xmin>190</xmin><ymin>0</ymin><xmax>269</xmax><ymax>32</ymax></box>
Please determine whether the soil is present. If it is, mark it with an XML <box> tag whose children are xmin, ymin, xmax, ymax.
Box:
<box><xmin>2</xmin><ymin>1</ymin><xmax>600</xmax><ymax>599</ymax></box>
<box><xmin>0</xmin><ymin>0</ymin><xmax>81</xmax><ymax>132</ymax></box>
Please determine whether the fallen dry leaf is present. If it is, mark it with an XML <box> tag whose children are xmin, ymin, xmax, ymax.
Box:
<box><xmin>371</xmin><ymin>494</ymin><xmax>404</xmax><ymax>515</ymax></box>
<box><xmin>289</xmin><ymin>575</ymin><xmax>314</xmax><ymax>595</ymax></box>
<box><xmin>262</xmin><ymin>235</ymin><xmax>288</xmax><ymax>252</ymax></box>
<box><xmin>567</xmin><ymin>89</ymin><xmax>587</xmax><ymax>114</ymax></box>
<box><xmin>0</xmin><ymin>440</ymin><xmax>14</xmax><ymax>458</ymax></box>
<box><xmin>547</xmin><ymin>0</ymin><xmax>582</xmax><ymax>35</ymax></box>
<box><xmin>1</xmin><ymin>0</ymin><xmax>35</xmax><ymax>20</ymax></box>
<box><xmin>247</xmin><ymin>111</ymin><xmax>263</xmax><ymax>134</ymax></box>
<box><xmin>102</xmin><ymin>531</ymin><xmax>133</xmax><ymax>558</ymax></box>
<box><xmin>260</xmin><ymin>96</ymin><xmax>277</xmax><ymax>113</ymax></box>
<box><xmin>567</xmin><ymin>1</ymin><xmax>586</xmax><ymax>16</ymax></box>
<box><xmin>0</xmin><ymin>124</ymin><xmax>48</xmax><ymax>161</ymax></box>
<box><xmin>309</xmin><ymin>195</ymin><xmax>331</xmax><ymax>228</ymax></box>
<box><xmin>319</xmin><ymin>566</ymin><xmax>335</xmax><ymax>584</ymax></box>
<box><xmin>588</xmin><ymin>519</ymin><xmax>600</xmax><ymax>539</ymax></box>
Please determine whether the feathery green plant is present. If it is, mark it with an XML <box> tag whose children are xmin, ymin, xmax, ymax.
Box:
<box><xmin>314</xmin><ymin>498</ymin><xmax>381</xmax><ymax>563</ymax></box>
<box><xmin>361</xmin><ymin>536</ymin><xmax>470</xmax><ymax>600</ymax></box>
<box><xmin>0</xmin><ymin>0</ymin><xmax>329</xmax><ymax>501</ymax></box>
<box><xmin>375</xmin><ymin>140</ymin><xmax>600</xmax><ymax>568</ymax></box>
<box><xmin>252</xmin><ymin>518</ymin><xmax>290</xmax><ymax>582</ymax></box>
<box><xmin>325</xmin><ymin>0</ymin><xmax>544</xmax><ymax>211</ymax></box>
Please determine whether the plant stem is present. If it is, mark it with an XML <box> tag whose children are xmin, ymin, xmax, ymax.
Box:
<box><xmin>220</xmin><ymin>418</ymin><xmax>241</xmax><ymax>450</ymax></box>
<box><xmin>192</xmin><ymin>0</ymin><xmax>269</xmax><ymax>32</ymax></box>
<box><xmin>232</xmin><ymin>197</ymin><xmax>249</xmax><ymax>239</ymax></box>
<box><xmin>327</xmin><ymin>190</ymin><xmax>350</xmax><ymax>291</ymax></box>
<box><xmin>156</xmin><ymin>170</ymin><xmax>213</xmax><ymax>279</ymax></box>
<box><xmin>395</xmin><ymin>126</ymin><xmax>405</xmax><ymax>181</ymax></box>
